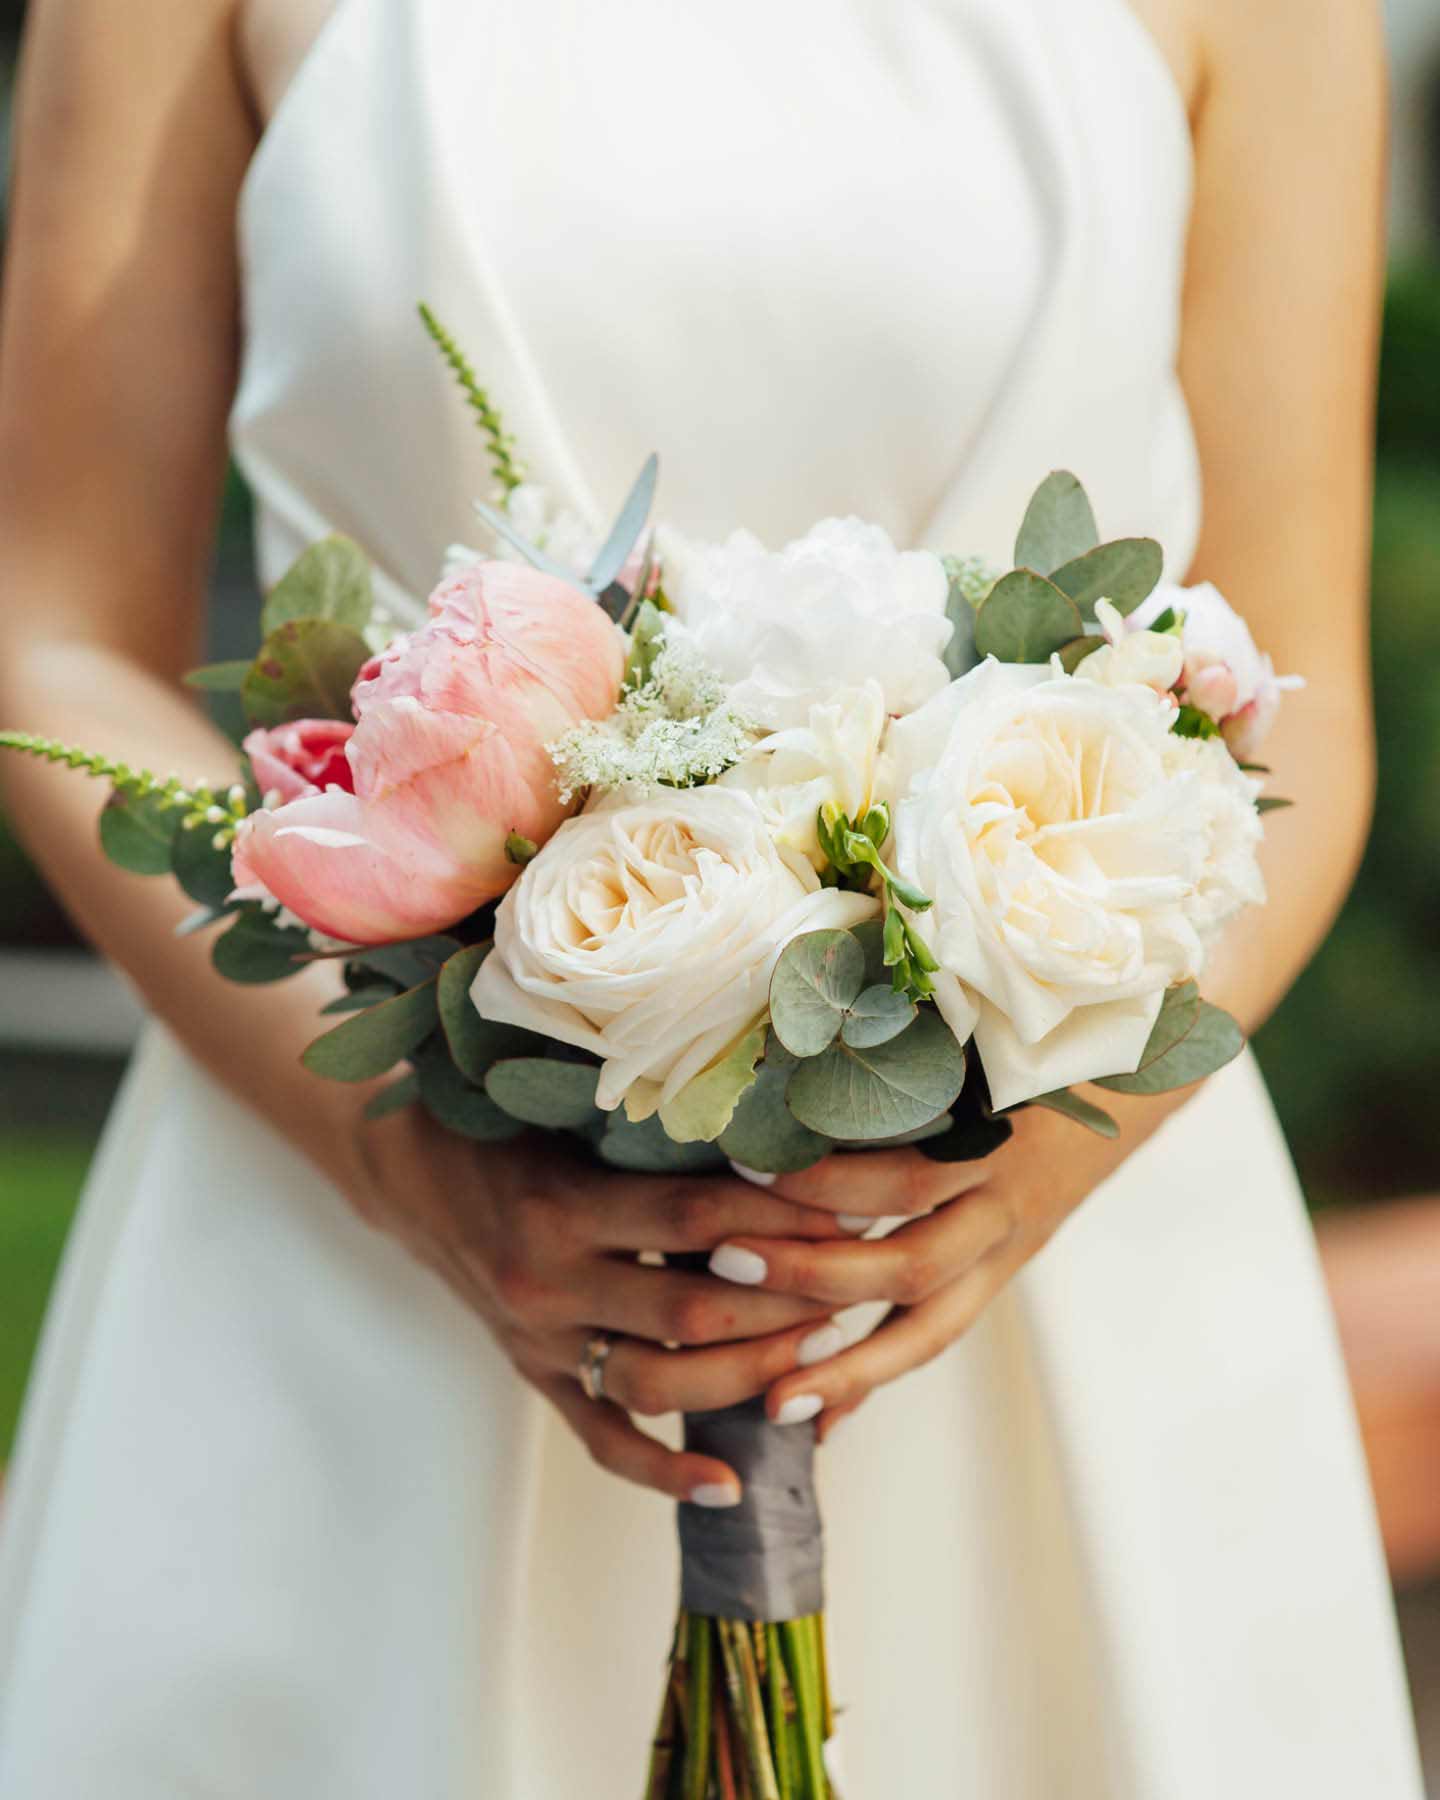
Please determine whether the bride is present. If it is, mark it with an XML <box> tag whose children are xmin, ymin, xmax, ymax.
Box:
<box><xmin>0</xmin><ymin>0</ymin><xmax>1424</xmax><ymax>1794</ymax></box>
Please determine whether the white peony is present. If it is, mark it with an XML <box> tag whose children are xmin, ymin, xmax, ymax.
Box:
<box><xmin>656</xmin><ymin>517</ymin><xmax>953</xmax><ymax>729</ymax></box>
<box><xmin>1131</xmin><ymin>581</ymin><xmax>1302</xmax><ymax>758</ymax></box>
<box><xmin>718</xmin><ymin>680</ymin><xmax>888</xmax><ymax>870</ymax></box>
<box><xmin>883</xmin><ymin>659</ymin><xmax>1263</xmax><ymax>1110</ymax></box>
<box><xmin>471</xmin><ymin>786</ymin><xmax>878</xmax><ymax>1123</ymax></box>
<box><xmin>1168</xmin><ymin>736</ymin><xmax>1267</xmax><ymax>934</ymax></box>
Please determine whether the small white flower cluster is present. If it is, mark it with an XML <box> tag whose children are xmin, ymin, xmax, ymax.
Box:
<box><xmin>548</xmin><ymin>638</ymin><xmax>755</xmax><ymax>802</ymax></box>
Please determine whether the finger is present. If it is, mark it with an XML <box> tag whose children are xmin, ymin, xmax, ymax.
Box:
<box><xmin>583</xmin><ymin>1259</ymin><xmax>833</xmax><ymax>1347</ymax></box>
<box><xmin>581</xmin><ymin>1171</ymin><xmax>849</xmax><ymax>1254</ymax></box>
<box><xmin>731</xmin><ymin>1148</ymin><xmax>989</xmax><ymax>1221</ymax></box>
<box><xmin>764</xmin><ymin>1255</ymin><xmax>1014</xmax><ymax>1423</ymax></box>
<box><xmin>540</xmin><ymin>1374</ymin><xmax>743</xmax><ymax>1507</ymax></box>
<box><xmin>708</xmin><ymin>1189</ymin><xmax>1016</xmax><ymax>1308</ymax></box>
<box><xmin>531</xmin><ymin>1317</ymin><xmax>846</xmax><ymax>1418</ymax></box>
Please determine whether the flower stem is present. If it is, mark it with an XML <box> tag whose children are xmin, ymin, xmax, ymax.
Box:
<box><xmin>0</xmin><ymin>731</ymin><xmax>244</xmax><ymax>840</ymax></box>
<box><xmin>683</xmin><ymin>1614</ymin><xmax>713</xmax><ymax>1800</ymax></box>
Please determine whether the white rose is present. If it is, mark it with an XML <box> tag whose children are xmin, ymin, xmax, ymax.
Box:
<box><xmin>472</xmin><ymin>786</ymin><xmax>878</xmax><ymax>1122</ymax></box>
<box><xmin>884</xmin><ymin>659</ymin><xmax>1259</xmax><ymax>1110</ymax></box>
<box><xmin>1131</xmin><ymin>581</ymin><xmax>1302</xmax><ymax>758</ymax></box>
<box><xmin>1167</xmin><ymin>736</ymin><xmax>1266</xmax><ymax>934</ymax></box>
<box><xmin>1075</xmin><ymin>597</ymin><xmax>1184</xmax><ymax>697</ymax></box>
<box><xmin>718</xmin><ymin>681</ymin><xmax>887</xmax><ymax>870</ymax></box>
<box><xmin>656</xmin><ymin>516</ymin><xmax>952</xmax><ymax>728</ymax></box>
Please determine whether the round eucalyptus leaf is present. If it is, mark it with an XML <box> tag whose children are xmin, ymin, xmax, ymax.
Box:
<box><xmin>99</xmin><ymin>791</ymin><xmax>174</xmax><ymax>876</ymax></box>
<box><xmin>1049</xmin><ymin>538</ymin><xmax>1163</xmax><ymax>619</ymax></box>
<box><xmin>363</xmin><ymin>1072</ymin><xmax>422</xmax><ymax>1122</ymax></box>
<box><xmin>598</xmin><ymin>1112</ymin><xmax>729</xmax><ymax>1174</ymax></box>
<box><xmin>212</xmin><ymin>908</ymin><xmax>312</xmax><ymax>984</ymax></box>
<box><xmin>301</xmin><ymin>981</ymin><xmax>439</xmax><ymax>1082</ymax></box>
<box><xmin>241</xmin><ymin>618</ymin><xmax>371</xmax><ymax>728</ymax></box>
<box><xmin>840</xmin><ymin>984</ymin><xmax>916</xmax><ymax>1049</ymax></box>
<box><xmin>1134</xmin><ymin>980</ymin><xmax>1200</xmax><ymax>1071</ymax></box>
<box><xmin>786</xmin><ymin>1009</ymin><xmax>966</xmax><ymax>1141</ymax></box>
<box><xmin>1014</xmin><ymin>471</ymin><xmax>1099</xmax><ymax>575</ymax></box>
<box><xmin>1095</xmin><ymin>1001</ymin><xmax>1243</xmax><ymax>1095</ymax></box>
<box><xmin>171</xmin><ymin>817</ymin><xmax>236</xmax><ymax>908</ymax></box>
<box><xmin>438</xmin><ymin>942</ymin><xmax>545</xmax><ymax>1081</ymax></box>
<box><xmin>1056</xmin><ymin>636</ymin><xmax>1103</xmax><ymax>674</ymax></box>
<box><xmin>485</xmin><ymin>1058</ymin><xmax>603</xmax><ymax>1129</ymax></box>
<box><xmin>260</xmin><ymin>535</ymin><xmax>374</xmax><ymax>636</ymax></box>
<box><xmin>415</xmin><ymin>1039</ymin><xmax>525</xmax><ymax>1141</ymax></box>
<box><xmin>769</xmin><ymin>929</ymin><xmax>866</xmax><ymax>1057</ymax></box>
<box><xmin>717</xmin><ymin>1044</ymin><xmax>833</xmax><ymax>1174</ymax></box>
<box><xmin>1028</xmin><ymin>1088</ymin><xmax>1120</xmax><ymax>1138</ymax></box>
<box><xmin>974</xmin><ymin>571</ymin><xmax>1085</xmax><ymax>664</ymax></box>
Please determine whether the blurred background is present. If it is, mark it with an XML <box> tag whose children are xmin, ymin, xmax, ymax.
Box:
<box><xmin>2</xmin><ymin>0</ymin><xmax>1440</xmax><ymax>1775</ymax></box>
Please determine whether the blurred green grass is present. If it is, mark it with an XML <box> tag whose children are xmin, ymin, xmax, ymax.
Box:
<box><xmin>0</xmin><ymin>1136</ymin><xmax>90</xmax><ymax>1455</ymax></box>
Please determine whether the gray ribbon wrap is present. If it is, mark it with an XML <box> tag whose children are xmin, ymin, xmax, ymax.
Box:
<box><xmin>677</xmin><ymin>1398</ymin><xmax>824</xmax><ymax>1622</ymax></box>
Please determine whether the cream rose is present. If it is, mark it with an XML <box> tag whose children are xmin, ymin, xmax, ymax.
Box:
<box><xmin>471</xmin><ymin>786</ymin><xmax>879</xmax><ymax>1120</ymax></box>
<box><xmin>718</xmin><ymin>680</ymin><xmax>888</xmax><ymax>870</ymax></box>
<box><xmin>656</xmin><ymin>517</ymin><xmax>952</xmax><ymax>728</ymax></box>
<box><xmin>883</xmin><ymin>659</ymin><xmax>1261</xmax><ymax>1110</ymax></box>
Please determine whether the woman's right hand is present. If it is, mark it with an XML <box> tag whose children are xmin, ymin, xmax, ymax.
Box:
<box><xmin>346</xmin><ymin>1103</ymin><xmax>866</xmax><ymax>1506</ymax></box>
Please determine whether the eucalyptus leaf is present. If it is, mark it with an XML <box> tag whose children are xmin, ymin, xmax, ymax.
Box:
<box><xmin>320</xmin><ymin>985</ymin><xmax>397</xmax><ymax>1015</ymax></box>
<box><xmin>183</xmin><ymin>660</ymin><xmax>252</xmax><ymax>693</ymax></box>
<box><xmin>769</xmin><ymin>930</ymin><xmax>866</xmax><ymax>1057</ymax></box>
<box><xmin>786</xmin><ymin>1008</ymin><xmax>966</xmax><ymax>1141</ymax></box>
<box><xmin>841</xmin><ymin>985</ymin><xmax>917</xmax><ymax>1049</ymax></box>
<box><xmin>623</xmin><ymin>600</ymin><xmax>667</xmax><ymax>692</ymax></box>
<box><xmin>241</xmin><ymin>618</ymin><xmax>371</xmax><ymax>728</ymax></box>
<box><xmin>1095</xmin><ymin>1001</ymin><xmax>1244</xmax><ymax>1095</ymax></box>
<box><xmin>1257</xmin><ymin>796</ymin><xmax>1294</xmax><ymax>815</ymax></box>
<box><xmin>1056</xmin><ymin>636</ymin><xmax>1104</xmax><ymax>674</ymax></box>
<box><xmin>436</xmin><ymin>942</ymin><xmax>543</xmax><ymax>1081</ymax></box>
<box><xmin>1028</xmin><ymin>1088</ymin><xmax>1120</xmax><ymax>1137</ymax></box>
<box><xmin>974</xmin><ymin>570</ymin><xmax>1085</xmax><ymax>665</ymax></box>
<box><xmin>1049</xmin><ymin>538</ymin><xmax>1163</xmax><ymax>619</ymax></box>
<box><xmin>716</xmin><ymin>1042</ymin><xmax>833</xmax><ymax>1174</ymax></box>
<box><xmin>212</xmin><ymin>908</ymin><xmax>311</xmax><ymax>984</ymax></box>
<box><xmin>416</xmin><ymin>1039</ymin><xmax>525</xmax><ymax>1141</ymax></box>
<box><xmin>598</xmin><ymin>1112</ymin><xmax>729</xmax><ymax>1174</ymax></box>
<box><xmin>261</xmin><ymin>535</ymin><xmax>374</xmax><ymax>636</ymax></box>
<box><xmin>851</xmin><ymin>919</ymin><xmax>890</xmax><ymax>988</ymax></box>
<box><xmin>587</xmin><ymin>454</ymin><xmax>659</xmax><ymax>593</ymax></box>
<box><xmin>1014</xmin><ymin>471</ymin><xmax>1099</xmax><ymax>574</ymax></box>
<box><xmin>659</xmin><ymin>1021</ymin><xmax>767</xmax><ymax>1143</ymax></box>
<box><xmin>301</xmin><ymin>981</ymin><xmax>439</xmax><ymax>1083</ymax></box>
<box><xmin>171</xmin><ymin>818</ymin><xmax>236</xmax><ymax>909</ymax></box>
<box><xmin>99</xmin><ymin>791</ymin><xmax>175</xmax><ymax>876</ymax></box>
<box><xmin>1135</xmin><ymin>980</ymin><xmax>1200</xmax><ymax>1071</ymax></box>
<box><xmin>485</xmin><ymin>1058</ymin><xmax>603</xmax><ymax>1129</ymax></box>
<box><xmin>941</xmin><ymin>567</ymin><xmax>980</xmax><ymax>679</ymax></box>
<box><xmin>363</xmin><ymin>1072</ymin><xmax>422</xmax><ymax>1121</ymax></box>
<box><xmin>353</xmin><ymin>936</ymin><xmax>463</xmax><ymax>989</ymax></box>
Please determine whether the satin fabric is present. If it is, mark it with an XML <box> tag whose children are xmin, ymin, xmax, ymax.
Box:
<box><xmin>0</xmin><ymin>1</ymin><xmax>1424</xmax><ymax>1793</ymax></box>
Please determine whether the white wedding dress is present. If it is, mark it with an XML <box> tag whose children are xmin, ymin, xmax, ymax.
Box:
<box><xmin>0</xmin><ymin>1</ymin><xmax>1425</xmax><ymax>1794</ymax></box>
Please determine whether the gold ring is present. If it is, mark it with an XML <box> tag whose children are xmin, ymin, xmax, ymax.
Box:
<box><xmin>579</xmin><ymin>1332</ymin><xmax>614</xmax><ymax>1402</ymax></box>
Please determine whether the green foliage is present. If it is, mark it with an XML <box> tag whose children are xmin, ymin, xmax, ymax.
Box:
<box><xmin>1049</xmin><ymin>538</ymin><xmax>1163</xmax><ymax>619</ymax></box>
<box><xmin>785</xmin><ymin>1008</ymin><xmax>966</xmax><ymax>1141</ymax></box>
<box><xmin>716</xmin><ymin>1040</ymin><xmax>834</xmax><ymax>1173</ymax></box>
<box><xmin>418</xmin><ymin>303</ymin><xmax>527</xmax><ymax>495</ymax></box>
<box><xmin>260</xmin><ymin>535</ymin><xmax>373</xmax><ymax>636</ymax></box>
<box><xmin>183</xmin><ymin>660</ymin><xmax>252</xmax><ymax>693</ymax></box>
<box><xmin>98</xmin><ymin>791</ymin><xmax>175</xmax><ymax>876</ymax></box>
<box><xmin>974</xmin><ymin>569</ymin><xmax>1084</xmax><ymax>663</ymax></box>
<box><xmin>1096</xmin><ymin>999</ymin><xmax>1243</xmax><ymax>1095</ymax></box>
<box><xmin>597</xmin><ymin>1111</ymin><xmax>729</xmax><ymax>1174</ymax></box>
<box><xmin>770</xmin><ymin>930</ymin><xmax>867</xmax><ymax>1056</ymax></box>
<box><xmin>211</xmin><ymin>909</ymin><xmax>311</xmax><ymax>984</ymax></box>
<box><xmin>240</xmin><ymin>617</ymin><xmax>371</xmax><ymax>728</ymax></box>
<box><xmin>658</xmin><ymin>1021</ymin><xmax>767</xmax><ymax>1143</ymax></box>
<box><xmin>363</xmin><ymin>1072</ymin><xmax>422</xmax><ymax>1121</ymax></box>
<box><xmin>939</xmin><ymin>558</ymin><xmax>981</xmax><ymax>678</ymax></box>
<box><xmin>485</xmin><ymin>1058</ymin><xmax>603</xmax><ymax>1129</ymax></box>
<box><xmin>171</xmin><ymin>819</ymin><xmax>237</xmax><ymax>909</ymax></box>
<box><xmin>415</xmin><ymin>1039</ymin><xmax>525</xmax><ymax>1140</ymax></box>
<box><xmin>300</xmin><ymin>981</ymin><xmax>439</xmax><ymax>1081</ymax></box>
<box><xmin>1014</xmin><ymin>470</ymin><xmax>1099</xmax><ymax>574</ymax></box>
<box><xmin>1029</xmin><ymin>1088</ymin><xmax>1120</xmax><ymax>1137</ymax></box>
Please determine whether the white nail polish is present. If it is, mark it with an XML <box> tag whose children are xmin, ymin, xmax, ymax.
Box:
<box><xmin>837</xmin><ymin>1214</ymin><xmax>871</xmax><ymax>1235</ymax></box>
<box><xmin>689</xmin><ymin>1483</ymin><xmax>742</xmax><ymax>1509</ymax></box>
<box><xmin>710</xmin><ymin>1244</ymin><xmax>767</xmax><ymax>1285</ymax></box>
<box><xmin>775</xmin><ymin>1393</ymin><xmax>824</xmax><ymax>1426</ymax></box>
<box><xmin>798</xmin><ymin>1323</ymin><xmax>844</xmax><ymax>1367</ymax></box>
<box><xmin>728</xmin><ymin>1159</ymin><xmax>777</xmax><ymax>1188</ymax></box>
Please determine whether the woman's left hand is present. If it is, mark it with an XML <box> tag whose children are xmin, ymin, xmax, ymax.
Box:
<box><xmin>709</xmin><ymin>1102</ymin><xmax>1144</xmax><ymax>1439</ymax></box>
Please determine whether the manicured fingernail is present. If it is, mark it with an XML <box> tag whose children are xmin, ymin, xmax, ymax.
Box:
<box><xmin>728</xmin><ymin>1160</ymin><xmax>776</xmax><ymax>1188</ymax></box>
<box><xmin>837</xmin><ymin>1214</ymin><xmax>871</xmax><ymax>1235</ymax></box>
<box><xmin>710</xmin><ymin>1244</ymin><xmax>767</xmax><ymax>1285</ymax></box>
<box><xmin>775</xmin><ymin>1393</ymin><xmax>824</xmax><ymax>1426</ymax></box>
<box><xmin>689</xmin><ymin>1483</ymin><xmax>742</xmax><ymax>1509</ymax></box>
<box><xmin>798</xmin><ymin>1323</ymin><xmax>843</xmax><ymax>1367</ymax></box>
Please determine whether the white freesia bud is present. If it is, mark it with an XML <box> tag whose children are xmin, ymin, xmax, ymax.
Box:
<box><xmin>657</xmin><ymin>517</ymin><xmax>952</xmax><ymax>728</ymax></box>
<box><xmin>718</xmin><ymin>681</ymin><xmax>887</xmax><ymax>870</ymax></box>
<box><xmin>472</xmin><ymin>787</ymin><xmax>878</xmax><ymax>1123</ymax></box>
<box><xmin>884</xmin><ymin>660</ymin><xmax>1264</xmax><ymax>1110</ymax></box>
<box><xmin>1074</xmin><ymin>597</ymin><xmax>1184</xmax><ymax>698</ymax></box>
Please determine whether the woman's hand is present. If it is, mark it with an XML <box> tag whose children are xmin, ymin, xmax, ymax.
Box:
<box><xmin>710</xmin><ymin>1103</ymin><xmax>1157</xmax><ymax>1439</ymax></box>
<box><xmin>348</xmin><ymin>1103</ymin><xmax>854</xmax><ymax>1506</ymax></box>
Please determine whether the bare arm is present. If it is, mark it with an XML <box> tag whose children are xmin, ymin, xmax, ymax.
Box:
<box><xmin>735</xmin><ymin>0</ymin><xmax>1391</xmax><ymax>1428</ymax></box>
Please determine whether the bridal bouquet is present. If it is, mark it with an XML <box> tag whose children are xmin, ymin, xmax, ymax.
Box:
<box><xmin>2</xmin><ymin>311</ymin><xmax>1296</xmax><ymax>1798</ymax></box>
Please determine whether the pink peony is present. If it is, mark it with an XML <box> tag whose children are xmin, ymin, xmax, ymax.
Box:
<box><xmin>243</xmin><ymin>719</ymin><xmax>356</xmax><ymax>805</ymax></box>
<box><xmin>231</xmin><ymin>563</ymin><xmax>624</xmax><ymax>944</ymax></box>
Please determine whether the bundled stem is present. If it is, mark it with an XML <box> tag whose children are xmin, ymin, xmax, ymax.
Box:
<box><xmin>645</xmin><ymin>1613</ymin><xmax>832</xmax><ymax>1800</ymax></box>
